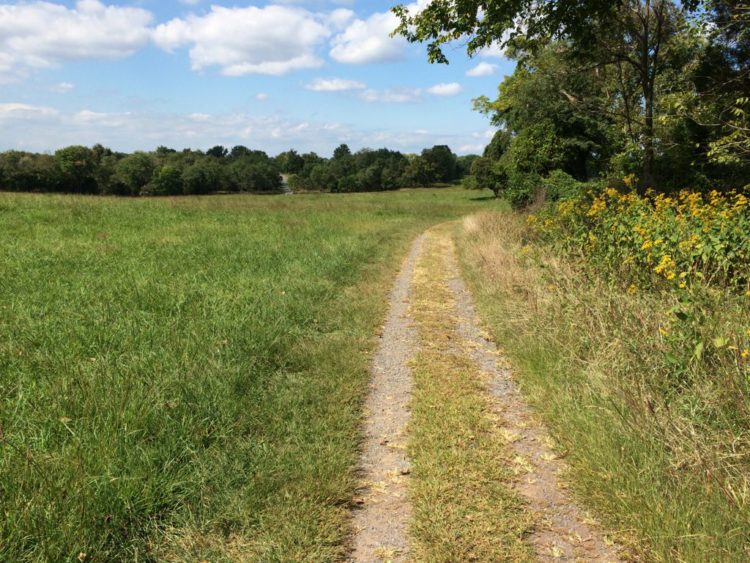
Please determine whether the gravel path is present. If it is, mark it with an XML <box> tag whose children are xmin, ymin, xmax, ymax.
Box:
<box><xmin>349</xmin><ymin>226</ymin><xmax>621</xmax><ymax>562</ymax></box>
<box><xmin>349</xmin><ymin>236</ymin><xmax>423</xmax><ymax>563</ymax></box>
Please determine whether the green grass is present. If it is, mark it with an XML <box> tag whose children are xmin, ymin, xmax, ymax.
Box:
<box><xmin>457</xmin><ymin>211</ymin><xmax>750</xmax><ymax>562</ymax></box>
<box><xmin>408</xmin><ymin>226</ymin><xmax>533</xmax><ymax>562</ymax></box>
<box><xmin>0</xmin><ymin>189</ymin><xmax>492</xmax><ymax>561</ymax></box>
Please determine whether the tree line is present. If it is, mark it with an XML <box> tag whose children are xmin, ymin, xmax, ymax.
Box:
<box><xmin>0</xmin><ymin>143</ymin><xmax>473</xmax><ymax>196</ymax></box>
<box><xmin>396</xmin><ymin>0</ymin><xmax>750</xmax><ymax>205</ymax></box>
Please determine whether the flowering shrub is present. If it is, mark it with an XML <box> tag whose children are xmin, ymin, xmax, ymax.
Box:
<box><xmin>529</xmin><ymin>180</ymin><xmax>750</xmax><ymax>364</ymax></box>
<box><xmin>529</xmin><ymin>180</ymin><xmax>750</xmax><ymax>294</ymax></box>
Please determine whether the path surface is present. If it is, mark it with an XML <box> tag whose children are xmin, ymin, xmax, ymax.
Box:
<box><xmin>350</xmin><ymin>225</ymin><xmax>621</xmax><ymax>562</ymax></box>
<box><xmin>349</xmin><ymin>236</ymin><xmax>423</xmax><ymax>562</ymax></box>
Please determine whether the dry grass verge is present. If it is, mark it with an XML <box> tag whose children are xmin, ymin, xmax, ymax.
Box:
<box><xmin>456</xmin><ymin>211</ymin><xmax>750</xmax><ymax>561</ymax></box>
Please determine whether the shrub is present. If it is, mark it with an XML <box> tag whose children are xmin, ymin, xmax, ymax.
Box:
<box><xmin>530</xmin><ymin>180</ymin><xmax>750</xmax><ymax>294</ymax></box>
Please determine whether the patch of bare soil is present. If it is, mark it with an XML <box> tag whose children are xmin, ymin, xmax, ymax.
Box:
<box><xmin>349</xmin><ymin>236</ymin><xmax>423</xmax><ymax>562</ymax></box>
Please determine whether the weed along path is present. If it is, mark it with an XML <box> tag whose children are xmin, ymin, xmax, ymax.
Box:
<box><xmin>350</xmin><ymin>223</ymin><xmax>622</xmax><ymax>562</ymax></box>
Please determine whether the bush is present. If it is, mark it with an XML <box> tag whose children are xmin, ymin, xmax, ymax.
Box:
<box><xmin>530</xmin><ymin>180</ymin><xmax>750</xmax><ymax>293</ymax></box>
<box><xmin>543</xmin><ymin>170</ymin><xmax>583</xmax><ymax>202</ymax></box>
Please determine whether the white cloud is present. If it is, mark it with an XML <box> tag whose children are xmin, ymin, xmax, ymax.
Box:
<box><xmin>466</xmin><ymin>62</ymin><xmax>497</xmax><ymax>77</ymax></box>
<box><xmin>360</xmin><ymin>88</ymin><xmax>421</xmax><ymax>103</ymax></box>
<box><xmin>0</xmin><ymin>0</ymin><xmax>152</xmax><ymax>81</ymax></box>
<box><xmin>153</xmin><ymin>5</ymin><xmax>332</xmax><ymax>76</ymax></box>
<box><xmin>329</xmin><ymin>10</ymin><xmax>406</xmax><ymax>64</ymax></box>
<box><xmin>478</xmin><ymin>43</ymin><xmax>507</xmax><ymax>59</ymax></box>
<box><xmin>255</xmin><ymin>93</ymin><xmax>269</xmax><ymax>102</ymax></box>
<box><xmin>427</xmin><ymin>82</ymin><xmax>463</xmax><ymax>96</ymax></box>
<box><xmin>306</xmin><ymin>78</ymin><xmax>366</xmax><ymax>92</ymax></box>
<box><xmin>0</xmin><ymin>102</ymin><xmax>58</xmax><ymax>120</ymax></box>
<box><xmin>0</xmin><ymin>103</ymin><xmax>496</xmax><ymax>158</ymax></box>
<box><xmin>52</xmin><ymin>81</ymin><xmax>76</xmax><ymax>93</ymax></box>
<box><xmin>458</xmin><ymin>143</ymin><xmax>483</xmax><ymax>153</ymax></box>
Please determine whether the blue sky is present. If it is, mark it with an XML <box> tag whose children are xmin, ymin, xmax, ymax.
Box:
<box><xmin>0</xmin><ymin>0</ymin><xmax>514</xmax><ymax>156</ymax></box>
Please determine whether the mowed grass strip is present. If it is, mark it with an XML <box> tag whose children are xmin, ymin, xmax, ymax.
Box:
<box><xmin>407</xmin><ymin>227</ymin><xmax>533</xmax><ymax>562</ymax></box>
<box><xmin>0</xmin><ymin>190</ymin><xmax>489</xmax><ymax>561</ymax></box>
<box><xmin>457</xmin><ymin>211</ymin><xmax>750</xmax><ymax>561</ymax></box>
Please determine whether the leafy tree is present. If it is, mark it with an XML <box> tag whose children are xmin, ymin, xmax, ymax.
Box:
<box><xmin>114</xmin><ymin>152</ymin><xmax>155</xmax><ymax>196</ymax></box>
<box><xmin>151</xmin><ymin>166</ymin><xmax>183</xmax><ymax>196</ymax></box>
<box><xmin>457</xmin><ymin>154</ymin><xmax>480</xmax><ymax>178</ymax></box>
<box><xmin>55</xmin><ymin>146</ymin><xmax>98</xmax><ymax>193</ymax></box>
<box><xmin>421</xmin><ymin>145</ymin><xmax>458</xmax><ymax>183</ymax></box>
<box><xmin>332</xmin><ymin>143</ymin><xmax>352</xmax><ymax>160</ymax></box>
<box><xmin>206</xmin><ymin>145</ymin><xmax>228</xmax><ymax>159</ymax></box>
<box><xmin>228</xmin><ymin>159</ymin><xmax>282</xmax><ymax>192</ymax></box>
<box><xmin>394</xmin><ymin>0</ymin><xmax>705</xmax><ymax>189</ymax></box>
<box><xmin>402</xmin><ymin>156</ymin><xmax>439</xmax><ymax>187</ymax></box>
<box><xmin>181</xmin><ymin>158</ymin><xmax>224</xmax><ymax>195</ymax></box>
<box><xmin>275</xmin><ymin>150</ymin><xmax>305</xmax><ymax>174</ymax></box>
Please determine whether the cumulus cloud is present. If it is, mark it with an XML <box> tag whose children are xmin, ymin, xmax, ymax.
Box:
<box><xmin>466</xmin><ymin>62</ymin><xmax>497</xmax><ymax>77</ymax></box>
<box><xmin>360</xmin><ymin>88</ymin><xmax>421</xmax><ymax>103</ymax></box>
<box><xmin>255</xmin><ymin>93</ymin><xmax>269</xmax><ymax>102</ymax></box>
<box><xmin>0</xmin><ymin>0</ymin><xmax>152</xmax><ymax>81</ymax></box>
<box><xmin>306</xmin><ymin>78</ymin><xmax>366</xmax><ymax>92</ymax></box>
<box><xmin>329</xmin><ymin>10</ymin><xmax>407</xmax><ymax>64</ymax></box>
<box><xmin>477</xmin><ymin>43</ymin><xmax>507</xmax><ymax>58</ymax></box>
<box><xmin>427</xmin><ymin>82</ymin><xmax>463</xmax><ymax>96</ymax></box>
<box><xmin>153</xmin><ymin>5</ymin><xmax>333</xmax><ymax>76</ymax></box>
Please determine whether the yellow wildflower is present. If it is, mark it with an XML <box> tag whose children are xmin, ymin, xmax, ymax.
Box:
<box><xmin>587</xmin><ymin>198</ymin><xmax>607</xmax><ymax>217</ymax></box>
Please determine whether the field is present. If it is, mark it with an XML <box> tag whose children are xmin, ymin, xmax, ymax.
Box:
<box><xmin>0</xmin><ymin>189</ymin><xmax>490</xmax><ymax>561</ymax></box>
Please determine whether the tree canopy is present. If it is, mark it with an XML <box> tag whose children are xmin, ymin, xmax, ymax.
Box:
<box><xmin>397</xmin><ymin>0</ymin><xmax>750</xmax><ymax>203</ymax></box>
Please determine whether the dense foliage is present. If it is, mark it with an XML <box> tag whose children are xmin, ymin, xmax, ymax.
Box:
<box><xmin>0</xmin><ymin>145</ymin><xmax>282</xmax><ymax>196</ymax></box>
<box><xmin>396</xmin><ymin>0</ymin><xmax>750</xmax><ymax>205</ymax></box>
<box><xmin>0</xmin><ymin>143</ymin><xmax>472</xmax><ymax>196</ymax></box>
<box><xmin>280</xmin><ymin>144</ymin><xmax>473</xmax><ymax>192</ymax></box>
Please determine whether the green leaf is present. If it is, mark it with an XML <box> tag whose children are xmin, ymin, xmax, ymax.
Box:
<box><xmin>693</xmin><ymin>341</ymin><xmax>704</xmax><ymax>359</ymax></box>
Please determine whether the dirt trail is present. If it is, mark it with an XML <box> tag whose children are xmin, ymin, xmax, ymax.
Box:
<box><xmin>349</xmin><ymin>236</ymin><xmax>423</xmax><ymax>562</ymax></box>
<box><xmin>350</xmin><ymin>225</ymin><xmax>621</xmax><ymax>562</ymax></box>
<box><xmin>441</xmin><ymin>226</ymin><xmax>621</xmax><ymax>562</ymax></box>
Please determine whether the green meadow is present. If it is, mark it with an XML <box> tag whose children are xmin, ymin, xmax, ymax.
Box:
<box><xmin>0</xmin><ymin>189</ymin><xmax>490</xmax><ymax>561</ymax></box>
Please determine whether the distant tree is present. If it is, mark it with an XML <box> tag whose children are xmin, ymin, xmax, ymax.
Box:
<box><xmin>181</xmin><ymin>158</ymin><xmax>224</xmax><ymax>194</ymax></box>
<box><xmin>421</xmin><ymin>145</ymin><xmax>458</xmax><ymax>183</ymax></box>
<box><xmin>228</xmin><ymin>159</ymin><xmax>282</xmax><ymax>192</ymax></box>
<box><xmin>309</xmin><ymin>163</ymin><xmax>336</xmax><ymax>190</ymax></box>
<box><xmin>206</xmin><ymin>145</ymin><xmax>228</xmax><ymax>159</ymax></box>
<box><xmin>114</xmin><ymin>152</ymin><xmax>155</xmax><ymax>196</ymax></box>
<box><xmin>456</xmin><ymin>154</ymin><xmax>480</xmax><ymax>178</ymax></box>
<box><xmin>151</xmin><ymin>166</ymin><xmax>183</xmax><ymax>196</ymax></box>
<box><xmin>402</xmin><ymin>156</ymin><xmax>439</xmax><ymax>187</ymax></box>
<box><xmin>275</xmin><ymin>150</ymin><xmax>305</xmax><ymax>174</ymax></box>
<box><xmin>333</xmin><ymin>143</ymin><xmax>352</xmax><ymax>160</ymax></box>
<box><xmin>467</xmin><ymin>156</ymin><xmax>506</xmax><ymax>197</ymax></box>
<box><xmin>55</xmin><ymin>146</ymin><xmax>98</xmax><ymax>193</ymax></box>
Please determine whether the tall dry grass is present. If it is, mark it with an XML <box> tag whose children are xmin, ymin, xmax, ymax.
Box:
<box><xmin>457</xmin><ymin>210</ymin><xmax>750</xmax><ymax>561</ymax></box>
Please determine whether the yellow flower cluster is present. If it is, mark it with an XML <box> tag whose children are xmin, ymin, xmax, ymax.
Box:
<box><xmin>529</xmin><ymin>183</ymin><xmax>750</xmax><ymax>293</ymax></box>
